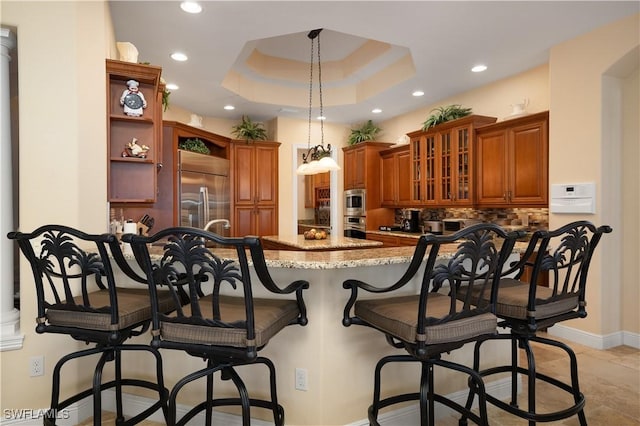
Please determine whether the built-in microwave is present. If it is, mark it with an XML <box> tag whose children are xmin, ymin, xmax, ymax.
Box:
<box><xmin>344</xmin><ymin>189</ymin><xmax>365</xmax><ymax>216</ymax></box>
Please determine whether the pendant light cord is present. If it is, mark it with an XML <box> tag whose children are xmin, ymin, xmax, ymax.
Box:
<box><xmin>307</xmin><ymin>32</ymin><xmax>314</xmax><ymax>152</ymax></box>
<box><xmin>317</xmin><ymin>31</ymin><xmax>324</xmax><ymax>148</ymax></box>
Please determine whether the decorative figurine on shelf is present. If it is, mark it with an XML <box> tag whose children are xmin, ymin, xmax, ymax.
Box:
<box><xmin>120</xmin><ymin>79</ymin><xmax>147</xmax><ymax>116</ymax></box>
<box><xmin>122</xmin><ymin>138</ymin><xmax>150</xmax><ymax>158</ymax></box>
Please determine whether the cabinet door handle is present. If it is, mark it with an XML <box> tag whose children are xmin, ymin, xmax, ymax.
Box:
<box><xmin>503</xmin><ymin>192</ymin><xmax>508</xmax><ymax>201</ymax></box>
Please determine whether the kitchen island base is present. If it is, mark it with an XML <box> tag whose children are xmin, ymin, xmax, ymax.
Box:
<box><xmin>115</xmin><ymin>248</ymin><xmax>517</xmax><ymax>425</ymax></box>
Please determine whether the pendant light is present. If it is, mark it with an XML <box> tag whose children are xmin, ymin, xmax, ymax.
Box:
<box><xmin>296</xmin><ymin>29</ymin><xmax>340</xmax><ymax>175</ymax></box>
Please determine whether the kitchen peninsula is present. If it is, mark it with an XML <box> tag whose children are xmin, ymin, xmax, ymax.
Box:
<box><xmin>118</xmin><ymin>242</ymin><xmax>525</xmax><ymax>425</ymax></box>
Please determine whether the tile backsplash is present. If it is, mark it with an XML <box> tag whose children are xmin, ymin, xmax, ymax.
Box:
<box><xmin>396</xmin><ymin>207</ymin><xmax>549</xmax><ymax>230</ymax></box>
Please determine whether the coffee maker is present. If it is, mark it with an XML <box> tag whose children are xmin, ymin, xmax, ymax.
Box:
<box><xmin>402</xmin><ymin>210</ymin><xmax>420</xmax><ymax>233</ymax></box>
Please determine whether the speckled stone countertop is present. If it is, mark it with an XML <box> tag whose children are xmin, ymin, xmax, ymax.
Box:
<box><xmin>261</xmin><ymin>234</ymin><xmax>383</xmax><ymax>251</ymax></box>
<box><xmin>140</xmin><ymin>241</ymin><xmax>530</xmax><ymax>270</ymax></box>
<box><xmin>366</xmin><ymin>230</ymin><xmax>423</xmax><ymax>238</ymax></box>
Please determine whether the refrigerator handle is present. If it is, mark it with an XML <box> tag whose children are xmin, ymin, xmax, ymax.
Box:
<box><xmin>202</xmin><ymin>186</ymin><xmax>210</xmax><ymax>227</ymax></box>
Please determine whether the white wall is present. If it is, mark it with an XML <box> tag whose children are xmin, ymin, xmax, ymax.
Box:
<box><xmin>1</xmin><ymin>0</ymin><xmax>114</xmax><ymax>411</ymax></box>
<box><xmin>548</xmin><ymin>13</ymin><xmax>639</xmax><ymax>339</ymax></box>
<box><xmin>621</xmin><ymin>66</ymin><xmax>639</xmax><ymax>334</ymax></box>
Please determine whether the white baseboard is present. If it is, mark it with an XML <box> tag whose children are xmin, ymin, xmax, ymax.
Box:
<box><xmin>548</xmin><ymin>325</ymin><xmax>640</xmax><ymax>349</ymax></box>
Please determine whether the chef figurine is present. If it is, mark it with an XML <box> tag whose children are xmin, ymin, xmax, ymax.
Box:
<box><xmin>120</xmin><ymin>79</ymin><xmax>147</xmax><ymax>116</ymax></box>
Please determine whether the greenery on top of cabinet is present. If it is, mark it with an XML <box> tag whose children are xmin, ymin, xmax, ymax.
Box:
<box><xmin>179</xmin><ymin>138</ymin><xmax>210</xmax><ymax>154</ymax></box>
<box><xmin>231</xmin><ymin>115</ymin><xmax>268</xmax><ymax>142</ymax></box>
<box><xmin>348</xmin><ymin>120</ymin><xmax>382</xmax><ymax>145</ymax></box>
<box><xmin>421</xmin><ymin>105</ymin><xmax>472</xmax><ymax>130</ymax></box>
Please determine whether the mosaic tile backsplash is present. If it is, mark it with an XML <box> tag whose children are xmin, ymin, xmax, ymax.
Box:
<box><xmin>395</xmin><ymin>207</ymin><xmax>549</xmax><ymax>230</ymax></box>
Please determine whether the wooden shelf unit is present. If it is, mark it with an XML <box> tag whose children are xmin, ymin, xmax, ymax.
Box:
<box><xmin>106</xmin><ymin>59</ymin><xmax>163</xmax><ymax>204</ymax></box>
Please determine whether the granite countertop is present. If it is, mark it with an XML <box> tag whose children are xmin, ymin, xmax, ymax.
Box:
<box><xmin>138</xmin><ymin>241</ymin><xmax>530</xmax><ymax>270</ymax></box>
<box><xmin>366</xmin><ymin>230</ymin><xmax>423</xmax><ymax>239</ymax></box>
<box><xmin>261</xmin><ymin>234</ymin><xmax>383</xmax><ymax>251</ymax></box>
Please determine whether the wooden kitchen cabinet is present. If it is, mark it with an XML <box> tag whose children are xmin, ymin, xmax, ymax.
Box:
<box><xmin>231</xmin><ymin>141</ymin><xmax>280</xmax><ymax>236</ymax></box>
<box><xmin>381</xmin><ymin>145</ymin><xmax>411</xmax><ymax>207</ymax></box>
<box><xmin>475</xmin><ymin>111</ymin><xmax>549</xmax><ymax>207</ymax></box>
<box><xmin>106</xmin><ymin>59</ymin><xmax>163</xmax><ymax>203</ymax></box>
<box><xmin>366</xmin><ymin>232</ymin><xmax>418</xmax><ymax>247</ymax></box>
<box><xmin>407</xmin><ymin>115</ymin><xmax>496</xmax><ymax>207</ymax></box>
<box><xmin>304</xmin><ymin>172</ymin><xmax>329</xmax><ymax>208</ymax></box>
<box><xmin>343</xmin><ymin>142</ymin><xmax>393</xmax><ymax>209</ymax></box>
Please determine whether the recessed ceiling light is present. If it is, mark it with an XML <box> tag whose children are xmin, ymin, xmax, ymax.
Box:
<box><xmin>170</xmin><ymin>52</ymin><xmax>188</xmax><ymax>62</ymax></box>
<box><xmin>372</xmin><ymin>108</ymin><xmax>382</xmax><ymax>114</ymax></box>
<box><xmin>166</xmin><ymin>83</ymin><xmax>179</xmax><ymax>90</ymax></box>
<box><xmin>223</xmin><ymin>105</ymin><xmax>235</xmax><ymax>111</ymax></box>
<box><xmin>180</xmin><ymin>1</ymin><xmax>202</xmax><ymax>14</ymax></box>
<box><xmin>471</xmin><ymin>64</ymin><xmax>487</xmax><ymax>73</ymax></box>
<box><xmin>412</xmin><ymin>90</ymin><xmax>424</xmax><ymax>97</ymax></box>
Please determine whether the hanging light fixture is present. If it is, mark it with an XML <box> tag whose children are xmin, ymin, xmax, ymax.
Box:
<box><xmin>296</xmin><ymin>28</ymin><xmax>341</xmax><ymax>175</ymax></box>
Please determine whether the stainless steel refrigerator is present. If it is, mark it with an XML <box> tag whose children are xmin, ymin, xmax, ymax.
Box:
<box><xmin>178</xmin><ymin>150</ymin><xmax>230</xmax><ymax>235</ymax></box>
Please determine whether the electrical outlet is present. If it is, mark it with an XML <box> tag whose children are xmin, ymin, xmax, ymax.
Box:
<box><xmin>30</xmin><ymin>355</ymin><xmax>44</xmax><ymax>377</ymax></box>
<box><xmin>295</xmin><ymin>367</ymin><xmax>308</xmax><ymax>391</ymax></box>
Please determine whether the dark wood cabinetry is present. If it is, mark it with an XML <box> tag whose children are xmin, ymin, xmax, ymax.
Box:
<box><xmin>343</xmin><ymin>142</ymin><xmax>393</xmax><ymax>209</ymax></box>
<box><xmin>407</xmin><ymin>115</ymin><xmax>497</xmax><ymax>207</ymax></box>
<box><xmin>366</xmin><ymin>232</ymin><xmax>418</xmax><ymax>247</ymax></box>
<box><xmin>381</xmin><ymin>145</ymin><xmax>411</xmax><ymax>207</ymax></box>
<box><xmin>231</xmin><ymin>141</ymin><xmax>280</xmax><ymax>237</ymax></box>
<box><xmin>475</xmin><ymin>111</ymin><xmax>549</xmax><ymax>207</ymax></box>
<box><xmin>106</xmin><ymin>59</ymin><xmax>163</xmax><ymax>204</ymax></box>
<box><xmin>304</xmin><ymin>172</ymin><xmax>330</xmax><ymax>208</ymax></box>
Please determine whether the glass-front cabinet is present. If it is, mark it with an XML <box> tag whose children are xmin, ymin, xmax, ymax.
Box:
<box><xmin>407</xmin><ymin>115</ymin><xmax>497</xmax><ymax>207</ymax></box>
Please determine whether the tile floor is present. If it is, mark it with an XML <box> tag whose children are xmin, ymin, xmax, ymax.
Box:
<box><xmin>438</xmin><ymin>336</ymin><xmax>640</xmax><ymax>425</ymax></box>
<box><xmin>82</xmin><ymin>334</ymin><xmax>639</xmax><ymax>425</ymax></box>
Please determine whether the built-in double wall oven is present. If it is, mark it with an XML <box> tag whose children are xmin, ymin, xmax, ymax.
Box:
<box><xmin>344</xmin><ymin>215</ymin><xmax>366</xmax><ymax>239</ymax></box>
<box><xmin>344</xmin><ymin>189</ymin><xmax>366</xmax><ymax>239</ymax></box>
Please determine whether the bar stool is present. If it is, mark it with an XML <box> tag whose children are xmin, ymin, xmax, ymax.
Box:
<box><xmin>342</xmin><ymin>223</ymin><xmax>523</xmax><ymax>425</ymax></box>
<box><xmin>123</xmin><ymin>227</ymin><xmax>309</xmax><ymax>426</ymax></box>
<box><xmin>8</xmin><ymin>224</ymin><xmax>171</xmax><ymax>425</ymax></box>
<box><xmin>459</xmin><ymin>220</ymin><xmax>612</xmax><ymax>425</ymax></box>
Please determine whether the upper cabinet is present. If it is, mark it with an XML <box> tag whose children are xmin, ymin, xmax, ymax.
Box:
<box><xmin>380</xmin><ymin>145</ymin><xmax>411</xmax><ymax>207</ymax></box>
<box><xmin>407</xmin><ymin>115</ymin><xmax>497</xmax><ymax>207</ymax></box>
<box><xmin>230</xmin><ymin>141</ymin><xmax>280</xmax><ymax>237</ymax></box>
<box><xmin>106</xmin><ymin>59</ymin><xmax>163</xmax><ymax>203</ymax></box>
<box><xmin>304</xmin><ymin>172</ymin><xmax>330</xmax><ymax>209</ymax></box>
<box><xmin>475</xmin><ymin>111</ymin><xmax>549</xmax><ymax>207</ymax></box>
<box><xmin>343</xmin><ymin>142</ymin><xmax>393</xmax><ymax>209</ymax></box>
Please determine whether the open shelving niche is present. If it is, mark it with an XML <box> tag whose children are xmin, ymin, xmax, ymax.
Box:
<box><xmin>106</xmin><ymin>59</ymin><xmax>163</xmax><ymax>204</ymax></box>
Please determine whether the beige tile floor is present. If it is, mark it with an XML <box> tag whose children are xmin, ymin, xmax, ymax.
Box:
<box><xmin>82</xmin><ymin>335</ymin><xmax>639</xmax><ymax>425</ymax></box>
<box><xmin>438</xmin><ymin>336</ymin><xmax>640</xmax><ymax>425</ymax></box>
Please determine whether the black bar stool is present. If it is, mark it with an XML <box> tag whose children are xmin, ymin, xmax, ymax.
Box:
<box><xmin>123</xmin><ymin>227</ymin><xmax>309</xmax><ymax>426</ymax></box>
<box><xmin>342</xmin><ymin>223</ymin><xmax>524</xmax><ymax>425</ymax></box>
<box><xmin>8</xmin><ymin>224</ymin><xmax>170</xmax><ymax>425</ymax></box>
<box><xmin>459</xmin><ymin>220</ymin><xmax>612</xmax><ymax>425</ymax></box>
